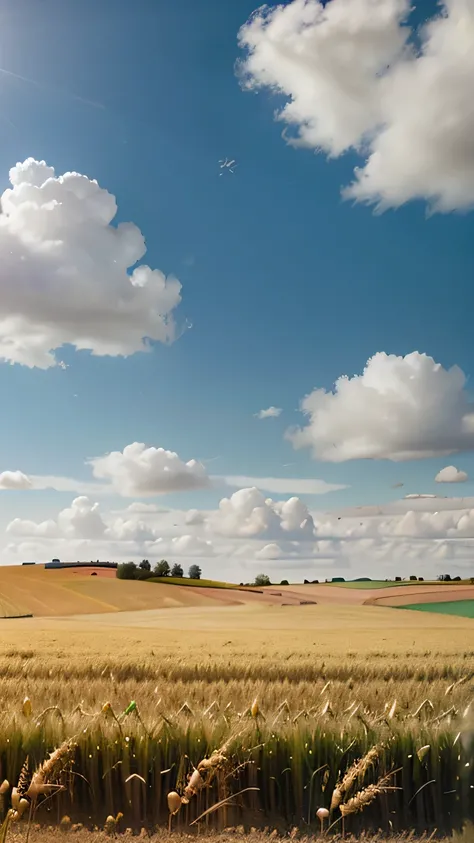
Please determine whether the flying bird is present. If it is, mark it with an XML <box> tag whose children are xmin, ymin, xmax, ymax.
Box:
<box><xmin>219</xmin><ymin>158</ymin><xmax>238</xmax><ymax>175</ymax></box>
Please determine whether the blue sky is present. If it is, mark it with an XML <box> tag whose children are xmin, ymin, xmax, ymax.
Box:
<box><xmin>0</xmin><ymin>0</ymin><xmax>473</xmax><ymax>578</ymax></box>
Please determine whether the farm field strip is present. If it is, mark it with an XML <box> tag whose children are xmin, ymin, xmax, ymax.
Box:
<box><xmin>400</xmin><ymin>600</ymin><xmax>474</xmax><ymax>618</ymax></box>
<box><xmin>1</xmin><ymin>564</ymin><xmax>474</xmax><ymax>618</ymax></box>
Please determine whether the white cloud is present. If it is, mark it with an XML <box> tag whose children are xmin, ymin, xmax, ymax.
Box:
<box><xmin>29</xmin><ymin>475</ymin><xmax>108</xmax><ymax>494</ymax></box>
<box><xmin>238</xmin><ymin>0</ymin><xmax>474</xmax><ymax>213</ymax></box>
<box><xmin>0</xmin><ymin>470</ymin><xmax>33</xmax><ymax>490</ymax></box>
<box><xmin>256</xmin><ymin>542</ymin><xmax>284</xmax><ymax>560</ymax></box>
<box><xmin>0</xmin><ymin>157</ymin><xmax>183</xmax><ymax>368</ymax></box>
<box><xmin>209</xmin><ymin>486</ymin><xmax>316</xmax><ymax>540</ymax></box>
<box><xmin>7</xmin><ymin>517</ymin><xmax>58</xmax><ymax>539</ymax></box>
<box><xmin>223</xmin><ymin>474</ymin><xmax>347</xmax><ymax>495</ymax></box>
<box><xmin>5</xmin><ymin>490</ymin><xmax>474</xmax><ymax>578</ymax></box>
<box><xmin>255</xmin><ymin>406</ymin><xmax>282</xmax><ymax>419</ymax></box>
<box><xmin>126</xmin><ymin>502</ymin><xmax>162</xmax><ymax>513</ymax></box>
<box><xmin>435</xmin><ymin>465</ymin><xmax>468</xmax><ymax>483</ymax></box>
<box><xmin>4</xmin><ymin>496</ymin><xmax>214</xmax><ymax>563</ymax></box>
<box><xmin>90</xmin><ymin>442</ymin><xmax>210</xmax><ymax>497</ymax></box>
<box><xmin>7</xmin><ymin>496</ymin><xmax>106</xmax><ymax>540</ymax></box>
<box><xmin>185</xmin><ymin>509</ymin><xmax>207</xmax><ymax>525</ymax></box>
<box><xmin>7</xmin><ymin>495</ymin><xmax>157</xmax><ymax>546</ymax></box>
<box><xmin>404</xmin><ymin>494</ymin><xmax>438</xmax><ymax>500</ymax></box>
<box><xmin>288</xmin><ymin>351</ymin><xmax>474</xmax><ymax>462</ymax></box>
<box><xmin>0</xmin><ymin>471</ymin><xmax>108</xmax><ymax>494</ymax></box>
<box><xmin>169</xmin><ymin>535</ymin><xmax>215</xmax><ymax>556</ymax></box>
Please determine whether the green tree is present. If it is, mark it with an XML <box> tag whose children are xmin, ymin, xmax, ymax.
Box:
<box><xmin>117</xmin><ymin>562</ymin><xmax>137</xmax><ymax>580</ymax></box>
<box><xmin>154</xmin><ymin>559</ymin><xmax>171</xmax><ymax>577</ymax></box>
<box><xmin>139</xmin><ymin>559</ymin><xmax>151</xmax><ymax>572</ymax></box>
<box><xmin>171</xmin><ymin>563</ymin><xmax>184</xmax><ymax>577</ymax></box>
<box><xmin>254</xmin><ymin>573</ymin><xmax>271</xmax><ymax>586</ymax></box>
<box><xmin>188</xmin><ymin>564</ymin><xmax>202</xmax><ymax>580</ymax></box>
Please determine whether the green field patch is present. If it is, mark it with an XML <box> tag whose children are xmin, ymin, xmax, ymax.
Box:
<box><xmin>401</xmin><ymin>599</ymin><xmax>474</xmax><ymax>618</ymax></box>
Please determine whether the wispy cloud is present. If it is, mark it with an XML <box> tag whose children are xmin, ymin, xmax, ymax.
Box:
<box><xmin>255</xmin><ymin>406</ymin><xmax>282</xmax><ymax>419</ymax></box>
<box><xmin>221</xmin><ymin>475</ymin><xmax>348</xmax><ymax>495</ymax></box>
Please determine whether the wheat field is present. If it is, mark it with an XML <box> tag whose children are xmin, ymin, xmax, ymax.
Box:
<box><xmin>0</xmin><ymin>602</ymin><xmax>472</xmax><ymax>838</ymax></box>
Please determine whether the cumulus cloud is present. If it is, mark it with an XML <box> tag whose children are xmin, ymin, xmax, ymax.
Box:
<box><xmin>90</xmin><ymin>442</ymin><xmax>210</xmax><ymax>497</ymax></box>
<box><xmin>288</xmin><ymin>351</ymin><xmax>474</xmax><ymax>462</ymax></box>
<box><xmin>4</xmin><ymin>496</ymin><xmax>215</xmax><ymax>562</ymax></box>
<box><xmin>169</xmin><ymin>535</ymin><xmax>215</xmax><ymax>556</ymax></box>
<box><xmin>185</xmin><ymin>509</ymin><xmax>207</xmax><ymax>525</ymax></box>
<box><xmin>0</xmin><ymin>158</ymin><xmax>183</xmax><ymax>368</ymax></box>
<box><xmin>435</xmin><ymin>465</ymin><xmax>468</xmax><ymax>483</ymax></box>
<box><xmin>7</xmin><ymin>496</ymin><xmax>160</xmax><ymax>545</ymax></box>
<box><xmin>0</xmin><ymin>470</ymin><xmax>33</xmax><ymax>490</ymax></box>
<box><xmin>223</xmin><ymin>474</ymin><xmax>347</xmax><ymax>495</ymax></box>
<box><xmin>238</xmin><ymin>0</ymin><xmax>474</xmax><ymax>212</ymax></box>
<box><xmin>209</xmin><ymin>486</ymin><xmax>316</xmax><ymax>540</ymax></box>
<box><xmin>256</xmin><ymin>542</ymin><xmax>284</xmax><ymax>560</ymax></box>
<box><xmin>5</xmin><ymin>491</ymin><xmax>474</xmax><ymax>577</ymax></box>
<box><xmin>255</xmin><ymin>406</ymin><xmax>282</xmax><ymax>419</ymax></box>
<box><xmin>8</xmin><ymin>496</ymin><xmax>105</xmax><ymax>540</ymax></box>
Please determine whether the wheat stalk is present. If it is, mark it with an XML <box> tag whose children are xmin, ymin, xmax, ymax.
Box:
<box><xmin>339</xmin><ymin>772</ymin><xmax>400</xmax><ymax>817</ymax></box>
<box><xmin>27</xmin><ymin>737</ymin><xmax>76</xmax><ymax>799</ymax></box>
<box><xmin>330</xmin><ymin>745</ymin><xmax>382</xmax><ymax>811</ymax></box>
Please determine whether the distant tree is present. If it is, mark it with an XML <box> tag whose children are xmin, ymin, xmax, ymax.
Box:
<box><xmin>139</xmin><ymin>559</ymin><xmax>151</xmax><ymax>572</ymax></box>
<box><xmin>117</xmin><ymin>562</ymin><xmax>138</xmax><ymax>580</ymax></box>
<box><xmin>280</xmin><ymin>579</ymin><xmax>289</xmax><ymax>586</ymax></box>
<box><xmin>171</xmin><ymin>563</ymin><xmax>184</xmax><ymax>578</ymax></box>
<box><xmin>409</xmin><ymin>575</ymin><xmax>417</xmax><ymax>581</ymax></box>
<box><xmin>395</xmin><ymin>576</ymin><xmax>402</xmax><ymax>582</ymax></box>
<box><xmin>304</xmin><ymin>579</ymin><xmax>310</xmax><ymax>584</ymax></box>
<box><xmin>254</xmin><ymin>574</ymin><xmax>271</xmax><ymax>587</ymax></box>
<box><xmin>438</xmin><ymin>573</ymin><xmax>452</xmax><ymax>581</ymax></box>
<box><xmin>154</xmin><ymin>559</ymin><xmax>171</xmax><ymax>577</ymax></box>
<box><xmin>188</xmin><ymin>564</ymin><xmax>202</xmax><ymax>580</ymax></box>
<box><xmin>418</xmin><ymin>577</ymin><xmax>424</xmax><ymax>581</ymax></box>
<box><xmin>453</xmin><ymin>575</ymin><xmax>461</xmax><ymax>581</ymax></box>
<box><xmin>312</xmin><ymin>579</ymin><xmax>319</xmax><ymax>584</ymax></box>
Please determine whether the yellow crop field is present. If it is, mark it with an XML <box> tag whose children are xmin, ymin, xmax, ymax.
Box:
<box><xmin>0</xmin><ymin>573</ymin><xmax>473</xmax><ymax>841</ymax></box>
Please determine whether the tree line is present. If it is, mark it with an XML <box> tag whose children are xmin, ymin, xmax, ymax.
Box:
<box><xmin>116</xmin><ymin>559</ymin><xmax>202</xmax><ymax>581</ymax></box>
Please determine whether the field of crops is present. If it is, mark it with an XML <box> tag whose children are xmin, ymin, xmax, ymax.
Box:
<box><xmin>402</xmin><ymin>601</ymin><xmax>474</xmax><ymax>619</ymax></box>
<box><xmin>0</xmin><ymin>619</ymin><xmax>473</xmax><ymax>840</ymax></box>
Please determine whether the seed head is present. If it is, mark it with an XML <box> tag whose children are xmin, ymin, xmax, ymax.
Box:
<box><xmin>167</xmin><ymin>791</ymin><xmax>182</xmax><ymax>815</ymax></box>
